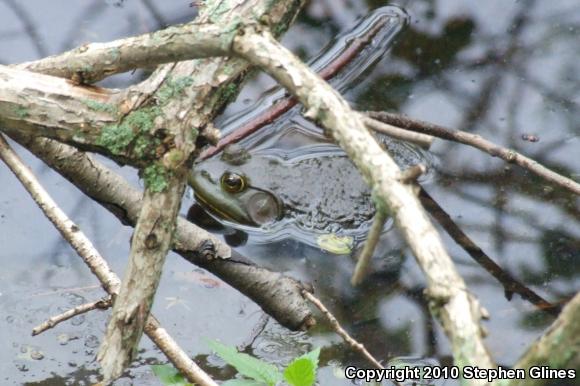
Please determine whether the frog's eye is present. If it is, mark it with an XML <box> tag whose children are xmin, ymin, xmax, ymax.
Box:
<box><xmin>220</xmin><ymin>171</ymin><xmax>246</xmax><ymax>193</ymax></box>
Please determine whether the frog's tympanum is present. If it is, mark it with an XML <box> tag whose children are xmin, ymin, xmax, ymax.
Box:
<box><xmin>189</xmin><ymin>145</ymin><xmax>284</xmax><ymax>228</ymax></box>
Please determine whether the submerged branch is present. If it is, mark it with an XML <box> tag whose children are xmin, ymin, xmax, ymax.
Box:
<box><xmin>351</xmin><ymin>209</ymin><xmax>389</xmax><ymax>286</ymax></box>
<box><xmin>10</xmin><ymin>133</ymin><xmax>314</xmax><ymax>330</ymax></box>
<box><xmin>199</xmin><ymin>12</ymin><xmax>407</xmax><ymax>159</ymax></box>
<box><xmin>418</xmin><ymin>188</ymin><xmax>560</xmax><ymax>314</ymax></box>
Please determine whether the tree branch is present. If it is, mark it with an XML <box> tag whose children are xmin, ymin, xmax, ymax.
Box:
<box><xmin>11</xmin><ymin>132</ymin><xmax>314</xmax><ymax>331</ymax></box>
<box><xmin>509</xmin><ymin>292</ymin><xmax>580</xmax><ymax>386</ymax></box>
<box><xmin>32</xmin><ymin>296</ymin><xmax>113</xmax><ymax>336</ymax></box>
<box><xmin>0</xmin><ymin>65</ymin><xmax>120</xmax><ymax>151</ymax></box>
<box><xmin>232</xmin><ymin>26</ymin><xmax>494</xmax><ymax>376</ymax></box>
<box><xmin>367</xmin><ymin>111</ymin><xmax>580</xmax><ymax>196</ymax></box>
<box><xmin>97</xmin><ymin>171</ymin><xmax>188</xmax><ymax>382</ymax></box>
<box><xmin>0</xmin><ymin>134</ymin><xmax>217</xmax><ymax>386</ymax></box>
<box><xmin>14</xmin><ymin>22</ymin><xmax>232</xmax><ymax>83</ymax></box>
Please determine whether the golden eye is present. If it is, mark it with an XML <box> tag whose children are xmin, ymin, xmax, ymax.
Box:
<box><xmin>220</xmin><ymin>172</ymin><xmax>246</xmax><ymax>193</ymax></box>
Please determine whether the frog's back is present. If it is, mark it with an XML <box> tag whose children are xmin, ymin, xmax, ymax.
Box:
<box><xmin>262</xmin><ymin>155</ymin><xmax>375</xmax><ymax>235</ymax></box>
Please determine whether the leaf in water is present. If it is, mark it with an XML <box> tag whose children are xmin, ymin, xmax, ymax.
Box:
<box><xmin>284</xmin><ymin>358</ymin><xmax>315</xmax><ymax>386</ymax></box>
<box><xmin>151</xmin><ymin>364</ymin><xmax>193</xmax><ymax>386</ymax></box>
<box><xmin>298</xmin><ymin>347</ymin><xmax>320</xmax><ymax>368</ymax></box>
<box><xmin>208</xmin><ymin>340</ymin><xmax>283</xmax><ymax>385</ymax></box>
<box><xmin>317</xmin><ymin>233</ymin><xmax>353</xmax><ymax>254</ymax></box>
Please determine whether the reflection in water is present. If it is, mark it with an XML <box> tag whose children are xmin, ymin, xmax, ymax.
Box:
<box><xmin>216</xmin><ymin>6</ymin><xmax>409</xmax><ymax>142</ymax></box>
<box><xmin>0</xmin><ymin>0</ymin><xmax>578</xmax><ymax>385</ymax></box>
<box><xmin>190</xmin><ymin>7</ymin><xmax>433</xmax><ymax>250</ymax></box>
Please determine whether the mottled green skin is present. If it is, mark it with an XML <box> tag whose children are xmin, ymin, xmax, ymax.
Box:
<box><xmin>190</xmin><ymin>150</ymin><xmax>376</xmax><ymax>235</ymax></box>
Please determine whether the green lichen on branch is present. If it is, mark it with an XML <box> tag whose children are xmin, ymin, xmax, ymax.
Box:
<box><xmin>371</xmin><ymin>189</ymin><xmax>392</xmax><ymax>217</ymax></box>
<box><xmin>15</xmin><ymin>106</ymin><xmax>29</xmax><ymax>119</ymax></box>
<box><xmin>83</xmin><ymin>99</ymin><xmax>119</xmax><ymax>116</ymax></box>
<box><xmin>98</xmin><ymin>123</ymin><xmax>134</xmax><ymax>155</ymax></box>
<box><xmin>133</xmin><ymin>135</ymin><xmax>161</xmax><ymax>158</ymax></box>
<box><xmin>162</xmin><ymin>148</ymin><xmax>186</xmax><ymax>169</ymax></box>
<box><xmin>190</xmin><ymin>126</ymin><xmax>199</xmax><ymax>140</ymax></box>
<box><xmin>142</xmin><ymin>163</ymin><xmax>170</xmax><ymax>193</ymax></box>
<box><xmin>97</xmin><ymin>106</ymin><xmax>163</xmax><ymax>157</ymax></box>
<box><xmin>94</xmin><ymin>76</ymin><xmax>197</xmax><ymax>161</ymax></box>
<box><xmin>156</xmin><ymin>76</ymin><xmax>194</xmax><ymax>105</ymax></box>
<box><xmin>220</xmin><ymin>83</ymin><xmax>240</xmax><ymax>104</ymax></box>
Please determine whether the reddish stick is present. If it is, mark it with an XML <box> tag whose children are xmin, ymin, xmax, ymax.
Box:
<box><xmin>199</xmin><ymin>18</ymin><xmax>389</xmax><ymax>160</ymax></box>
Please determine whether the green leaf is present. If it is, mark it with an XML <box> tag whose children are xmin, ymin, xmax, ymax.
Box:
<box><xmin>223</xmin><ymin>379</ymin><xmax>268</xmax><ymax>386</ymax></box>
<box><xmin>284</xmin><ymin>358</ymin><xmax>315</xmax><ymax>386</ymax></box>
<box><xmin>151</xmin><ymin>364</ymin><xmax>193</xmax><ymax>386</ymax></box>
<box><xmin>208</xmin><ymin>340</ymin><xmax>283</xmax><ymax>385</ymax></box>
<box><xmin>299</xmin><ymin>347</ymin><xmax>320</xmax><ymax>368</ymax></box>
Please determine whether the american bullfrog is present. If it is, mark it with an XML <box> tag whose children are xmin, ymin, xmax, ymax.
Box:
<box><xmin>188</xmin><ymin>7</ymin><xmax>426</xmax><ymax>248</ymax></box>
<box><xmin>189</xmin><ymin>129</ymin><xmax>431</xmax><ymax>247</ymax></box>
<box><xmin>190</xmin><ymin>144</ymin><xmax>374</xmax><ymax>234</ymax></box>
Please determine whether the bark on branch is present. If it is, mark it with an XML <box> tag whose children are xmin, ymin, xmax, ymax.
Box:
<box><xmin>0</xmin><ymin>65</ymin><xmax>119</xmax><ymax>150</ymax></box>
<box><xmin>15</xmin><ymin>22</ymin><xmax>232</xmax><ymax>83</ymax></box>
<box><xmin>508</xmin><ymin>292</ymin><xmax>580</xmax><ymax>386</ymax></box>
<box><xmin>0</xmin><ymin>134</ymin><xmax>217</xmax><ymax>386</ymax></box>
<box><xmin>232</xmin><ymin>26</ymin><xmax>494</xmax><ymax>378</ymax></box>
<box><xmin>368</xmin><ymin>111</ymin><xmax>580</xmax><ymax>196</ymax></box>
<box><xmin>10</xmin><ymin>132</ymin><xmax>313</xmax><ymax>332</ymax></box>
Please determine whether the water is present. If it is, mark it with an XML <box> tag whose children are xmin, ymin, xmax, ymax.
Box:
<box><xmin>191</xmin><ymin>7</ymin><xmax>433</xmax><ymax>249</ymax></box>
<box><xmin>0</xmin><ymin>1</ymin><xmax>578</xmax><ymax>385</ymax></box>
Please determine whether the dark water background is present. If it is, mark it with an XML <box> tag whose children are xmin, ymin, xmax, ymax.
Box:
<box><xmin>0</xmin><ymin>0</ymin><xmax>578</xmax><ymax>385</ymax></box>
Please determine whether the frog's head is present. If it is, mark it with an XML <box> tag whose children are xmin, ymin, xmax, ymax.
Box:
<box><xmin>189</xmin><ymin>145</ymin><xmax>283</xmax><ymax>227</ymax></box>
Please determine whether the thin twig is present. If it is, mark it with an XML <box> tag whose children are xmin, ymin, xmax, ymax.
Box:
<box><xmin>303</xmin><ymin>291</ymin><xmax>405</xmax><ymax>386</ymax></box>
<box><xmin>351</xmin><ymin>209</ymin><xmax>388</xmax><ymax>286</ymax></box>
<box><xmin>418</xmin><ymin>187</ymin><xmax>560</xmax><ymax>314</ymax></box>
<box><xmin>32</xmin><ymin>296</ymin><xmax>113</xmax><ymax>336</ymax></box>
<box><xmin>0</xmin><ymin>134</ymin><xmax>218</xmax><ymax>386</ymax></box>
<box><xmin>0</xmin><ymin>135</ymin><xmax>121</xmax><ymax>294</ymax></box>
<box><xmin>364</xmin><ymin>117</ymin><xmax>433</xmax><ymax>149</ymax></box>
<box><xmin>368</xmin><ymin>111</ymin><xmax>580</xmax><ymax>196</ymax></box>
<box><xmin>303</xmin><ymin>292</ymin><xmax>383</xmax><ymax>368</ymax></box>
